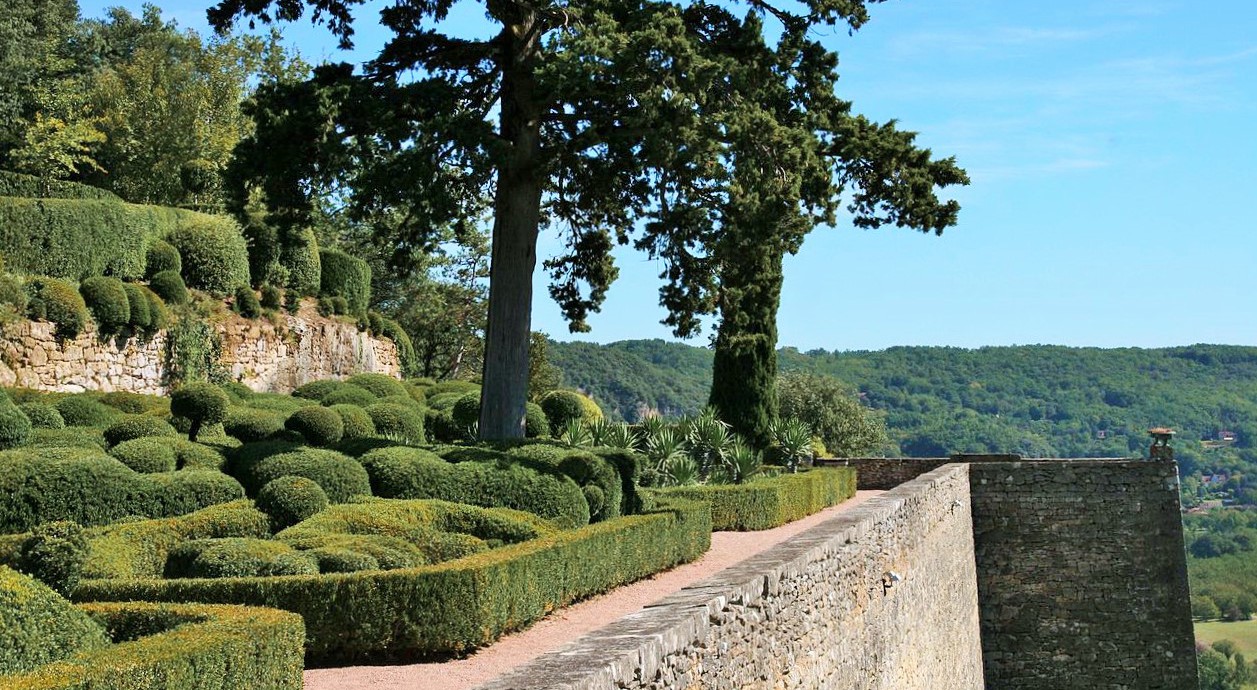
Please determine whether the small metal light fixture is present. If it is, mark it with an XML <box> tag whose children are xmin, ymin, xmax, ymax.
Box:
<box><xmin>951</xmin><ymin>499</ymin><xmax>963</xmax><ymax>513</ymax></box>
<box><xmin>882</xmin><ymin>571</ymin><xmax>902</xmax><ymax>595</ymax></box>
<box><xmin>1148</xmin><ymin>427</ymin><xmax>1175</xmax><ymax>461</ymax></box>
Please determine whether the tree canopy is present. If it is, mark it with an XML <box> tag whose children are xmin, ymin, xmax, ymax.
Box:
<box><xmin>210</xmin><ymin>0</ymin><xmax>966</xmax><ymax>439</ymax></box>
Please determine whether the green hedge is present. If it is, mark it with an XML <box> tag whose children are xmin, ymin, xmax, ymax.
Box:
<box><xmin>0</xmin><ymin>171</ymin><xmax>120</xmax><ymax>201</ymax></box>
<box><xmin>645</xmin><ymin>467</ymin><xmax>857</xmax><ymax>531</ymax></box>
<box><xmin>0</xmin><ymin>197</ymin><xmax>231</xmax><ymax>281</ymax></box>
<box><xmin>0</xmin><ymin>602</ymin><xmax>304</xmax><ymax>690</ymax></box>
<box><xmin>166</xmin><ymin>218</ymin><xmax>251</xmax><ymax>296</ymax></box>
<box><xmin>0</xmin><ymin>566</ymin><xmax>108</xmax><ymax>676</ymax></box>
<box><xmin>80</xmin><ymin>501</ymin><xmax>271</xmax><ymax>581</ymax></box>
<box><xmin>0</xmin><ymin>452</ymin><xmax>246</xmax><ymax>534</ymax></box>
<box><xmin>318</xmin><ymin>249</ymin><xmax>371</xmax><ymax>315</ymax></box>
<box><xmin>361</xmin><ymin>447</ymin><xmax>589</xmax><ymax>528</ymax></box>
<box><xmin>75</xmin><ymin>498</ymin><xmax>711</xmax><ymax>664</ymax></box>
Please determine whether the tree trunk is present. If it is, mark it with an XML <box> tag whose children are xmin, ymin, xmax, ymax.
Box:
<box><xmin>479</xmin><ymin>15</ymin><xmax>544</xmax><ymax>440</ymax></box>
<box><xmin>708</xmin><ymin>247</ymin><xmax>784</xmax><ymax>450</ymax></box>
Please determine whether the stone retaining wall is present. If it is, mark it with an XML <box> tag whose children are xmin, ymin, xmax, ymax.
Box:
<box><xmin>478</xmin><ymin>465</ymin><xmax>986</xmax><ymax>690</ymax></box>
<box><xmin>0</xmin><ymin>302</ymin><xmax>399</xmax><ymax>395</ymax></box>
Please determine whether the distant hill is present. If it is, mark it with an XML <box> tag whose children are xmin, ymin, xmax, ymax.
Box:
<box><xmin>549</xmin><ymin>340</ymin><xmax>1257</xmax><ymax>474</ymax></box>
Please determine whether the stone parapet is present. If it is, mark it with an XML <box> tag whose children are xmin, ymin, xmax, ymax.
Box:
<box><xmin>478</xmin><ymin>464</ymin><xmax>986</xmax><ymax>690</ymax></box>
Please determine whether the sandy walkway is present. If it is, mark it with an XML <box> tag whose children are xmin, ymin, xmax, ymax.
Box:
<box><xmin>304</xmin><ymin>490</ymin><xmax>882</xmax><ymax>690</ymax></box>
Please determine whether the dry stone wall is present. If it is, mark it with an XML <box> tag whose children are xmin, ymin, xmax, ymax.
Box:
<box><xmin>0</xmin><ymin>304</ymin><xmax>398</xmax><ymax>395</ymax></box>
<box><xmin>969</xmin><ymin>459</ymin><xmax>1198</xmax><ymax>690</ymax></box>
<box><xmin>478</xmin><ymin>465</ymin><xmax>986</xmax><ymax>690</ymax></box>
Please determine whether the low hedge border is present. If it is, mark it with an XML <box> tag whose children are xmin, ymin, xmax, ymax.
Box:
<box><xmin>74</xmin><ymin>498</ymin><xmax>712</xmax><ymax>664</ymax></box>
<box><xmin>0</xmin><ymin>602</ymin><xmax>304</xmax><ymax>690</ymax></box>
<box><xmin>644</xmin><ymin>467</ymin><xmax>857</xmax><ymax>531</ymax></box>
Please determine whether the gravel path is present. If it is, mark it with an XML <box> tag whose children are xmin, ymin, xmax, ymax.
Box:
<box><xmin>303</xmin><ymin>490</ymin><xmax>882</xmax><ymax>690</ymax></box>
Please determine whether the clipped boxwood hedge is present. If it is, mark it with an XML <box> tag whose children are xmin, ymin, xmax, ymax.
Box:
<box><xmin>0</xmin><ymin>566</ymin><xmax>108</xmax><ymax>676</ymax></box>
<box><xmin>165</xmin><ymin>217</ymin><xmax>250</xmax><ymax>296</ymax></box>
<box><xmin>0</xmin><ymin>452</ymin><xmax>246</xmax><ymax>534</ymax></box>
<box><xmin>645</xmin><ymin>467</ymin><xmax>857</xmax><ymax>531</ymax></box>
<box><xmin>75</xmin><ymin>498</ymin><xmax>711</xmax><ymax>664</ymax></box>
<box><xmin>0</xmin><ymin>601</ymin><xmax>304</xmax><ymax>690</ymax></box>
<box><xmin>0</xmin><ymin>171</ymin><xmax>121</xmax><ymax>201</ymax></box>
<box><xmin>318</xmin><ymin>249</ymin><xmax>371</xmax><ymax>315</ymax></box>
<box><xmin>0</xmin><ymin>197</ymin><xmax>228</xmax><ymax>281</ymax></box>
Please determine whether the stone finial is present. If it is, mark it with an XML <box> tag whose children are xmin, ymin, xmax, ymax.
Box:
<box><xmin>1148</xmin><ymin>427</ymin><xmax>1175</xmax><ymax>461</ymax></box>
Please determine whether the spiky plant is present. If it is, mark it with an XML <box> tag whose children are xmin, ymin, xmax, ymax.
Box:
<box><xmin>562</xmin><ymin>418</ymin><xmax>593</xmax><ymax>447</ymax></box>
<box><xmin>726</xmin><ymin>441</ymin><xmax>763</xmax><ymax>484</ymax></box>
<box><xmin>686</xmin><ymin>407</ymin><xmax>733</xmax><ymax>479</ymax></box>
<box><xmin>769</xmin><ymin>417</ymin><xmax>814</xmax><ymax>474</ymax></box>
<box><xmin>664</xmin><ymin>455</ymin><xmax>700</xmax><ymax>486</ymax></box>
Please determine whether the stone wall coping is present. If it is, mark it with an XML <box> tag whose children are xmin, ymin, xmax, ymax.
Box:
<box><xmin>475</xmin><ymin>464</ymin><xmax>971</xmax><ymax>690</ymax></box>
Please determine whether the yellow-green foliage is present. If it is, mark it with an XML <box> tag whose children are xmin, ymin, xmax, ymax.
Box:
<box><xmin>0</xmin><ymin>197</ymin><xmax>231</xmax><ymax>281</ymax></box>
<box><xmin>646</xmin><ymin>467</ymin><xmax>857</xmax><ymax>531</ymax></box>
<box><xmin>75</xmin><ymin>499</ymin><xmax>711</xmax><ymax>663</ymax></box>
<box><xmin>0</xmin><ymin>566</ymin><xmax>109</xmax><ymax>675</ymax></box>
<box><xmin>81</xmin><ymin>501</ymin><xmax>271</xmax><ymax>581</ymax></box>
<box><xmin>0</xmin><ymin>602</ymin><xmax>304</xmax><ymax>690</ymax></box>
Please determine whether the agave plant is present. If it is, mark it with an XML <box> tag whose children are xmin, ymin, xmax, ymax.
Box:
<box><xmin>644</xmin><ymin>426</ymin><xmax>686</xmax><ymax>469</ymax></box>
<box><xmin>686</xmin><ymin>407</ymin><xmax>733</xmax><ymax>479</ymax></box>
<box><xmin>602</xmin><ymin>422</ymin><xmax>638</xmax><ymax>450</ymax></box>
<box><xmin>663</xmin><ymin>454</ymin><xmax>700</xmax><ymax>486</ymax></box>
<box><xmin>769</xmin><ymin>417</ymin><xmax>814</xmax><ymax>474</ymax></box>
<box><xmin>561</xmin><ymin>418</ymin><xmax>593</xmax><ymax>447</ymax></box>
<box><xmin>586</xmin><ymin>419</ymin><xmax>638</xmax><ymax>449</ymax></box>
<box><xmin>638</xmin><ymin>414</ymin><xmax>667</xmax><ymax>438</ymax></box>
<box><xmin>726</xmin><ymin>441</ymin><xmax>763</xmax><ymax>484</ymax></box>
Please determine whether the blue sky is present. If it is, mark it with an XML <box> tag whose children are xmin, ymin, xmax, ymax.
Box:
<box><xmin>82</xmin><ymin>0</ymin><xmax>1257</xmax><ymax>351</ymax></box>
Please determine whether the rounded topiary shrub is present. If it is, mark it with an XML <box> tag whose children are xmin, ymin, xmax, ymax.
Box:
<box><xmin>0</xmin><ymin>566</ymin><xmax>109</xmax><ymax>676</ymax></box>
<box><xmin>329</xmin><ymin>296</ymin><xmax>348</xmax><ymax>315</ymax></box>
<box><xmin>424</xmin><ymin>408</ymin><xmax>463</xmax><ymax>443</ymax></box>
<box><xmin>451</xmin><ymin>392</ymin><xmax>481</xmax><ymax>429</ymax></box>
<box><xmin>145</xmin><ymin>239</ymin><xmax>182</xmax><ymax>278</ymax></box>
<box><xmin>308</xmin><ymin>547</ymin><xmax>378</xmax><ymax>574</ymax></box>
<box><xmin>99</xmin><ymin>391</ymin><xmax>168</xmax><ymax>414</ymax></box>
<box><xmin>541</xmin><ymin>390</ymin><xmax>587</xmax><ymax>436</ymax></box>
<box><xmin>330</xmin><ymin>404</ymin><xmax>375</xmax><ymax>440</ymax></box>
<box><xmin>169</xmin><ymin>382</ymin><xmax>230</xmax><ymax>442</ymax></box>
<box><xmin>219</xmin><ymin>381</ymin><xmax>253</xmax><ymax>402</ymax></box>
<box><xmin>320</xmin><ymin>384</ymin><xmax>377</xmax><ymax>408</ymax></box>
<box><xmin>222</xmin><ymin>407</ymin><xmax>286</xmax><ymax>442</ymax></box>
<box><xmin>79</xmin><ymin>277</ymin><xmax>131</xmax><ymax>334</ymax></box>
<box><xmin>145</xmin><ymin>470</ymin><xmax>245</xmax><ymax>516</ymax></box>
<box><xmin>293</xmin><ymin>379</ymin><xmax>343</xmax><ymax>401</ymax></box>
<box><xmin>281</xmin><ymin>227</ymin><xmax>321</xmax><ymax>297</ymax></box>
<box><xmin>257</xmin><ymin>476</ymin><xmax>330</xmax><ymax>529</ymax></box>
<box><xmin>525</xmin><ymin>402</ymin><xmax>549</xmax><ymax>438</ymax></box>
<box><xmin>166</xmin><ymin>538</ymin><xmax>302</xmax><ymax>579</ymax></box>
<box><xmin>367</xmin><ymin>402</ymin><xmax>425</xmax><ymax>444</ymax></box>
<box><xmin>167</xmin><ymin>217</ymin><xmax>251</xmax><ymax>296</ymax></box>
<box><xmin>148</xmin><ymin>270</ymin><xmax>188</xmax><ymax>306</ymax></box>
<box><xmin>108</xmin><ymin>436</ymin><xmax>177</xmax><ymax>473</ymax></box>
<box><xmin>285</xmin><ymin>406</ymin><xmax>345</xmax><ymax>447</ymax></box>
<box><xmin>102</xmin><ymin>414</ymin><xmax>177</xmax><ymax>448</ymax></box>
<box><xmin>246</xmin><ymin>448</ymin><xmax>370</xmax><ymax>502</ymax></box>
<box><xmin>30</xmin><ymin>278</ymin><xmax>90</xmax><ymax>340</ymax></box>
<box><xmin>425</xmin><ymin>391</ymin><xmax>462</xmax><ymax>411</ymax></box>
<box><xmin>122</xmin><ymin>282</ymin><xmax>151</xmax><ymax>331</ymax></box>
<box><xmin>54</xmin><ymin>395</ymin><xmax>120</xmax><ymax>427</ymax></box>
<box><xmin>260</xmin><ymin>283</ymin><xmax>283</xmax><ymax>310</ymax></box>
<box><xmin>318</xmin><ymin>249</ymin><xmax>371</xmax><ymax>315</ymax></box>
<box><xmin>18</xmin><ymin>520</ymin><xmax>88</xmax><ymax>596</ymax></box>
<box><xmin>19</xmin><ymin>403</ymin><xmax>64</xmax><ymax>429</ymax></box>
<box><xmin>233</xmin><ymin>286</ymin><xmax>261</xmax><ymax>318</ymax></box>
<box><xmin>0</xmin><ymin>273</ymin><xmax>27</xmax><ymax>317</ymax></box>
<box><xmin>139</xmin><ymin>285</ymin><xmax>170</xmax><ymax>330</ymax></box>
<box><xmin>345</xmin><ymin>373</ymin><xmax>408</xmax><ymax>399</ymax></box>
<box><xmin>0</xmin><ymin>405</ymin><xmax>33</xmax><ymax>449</ymax></box>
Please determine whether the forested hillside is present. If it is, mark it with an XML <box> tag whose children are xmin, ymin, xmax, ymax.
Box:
<box><xmin>550</xmin><ymin>340</ymin><xmax>1257</xmax><ymax>480</ymax></box>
